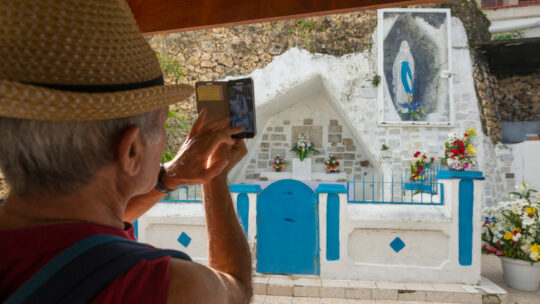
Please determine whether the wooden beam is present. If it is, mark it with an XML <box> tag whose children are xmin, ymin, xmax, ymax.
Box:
<box><xmin>127</xmin><ymin>0</ymin><xmax>446</xmax><ymax>34</ymax></box>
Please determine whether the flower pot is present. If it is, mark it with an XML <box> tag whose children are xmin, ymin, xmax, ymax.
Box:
<box><xmin>500</xmin><ymin>257</ymin><xmax>540</xmax><ymax>291</ymax></box>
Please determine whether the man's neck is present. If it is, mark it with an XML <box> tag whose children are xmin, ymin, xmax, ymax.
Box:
<box><xmin>0</xmin><ymin>175</ymin><xmax>128</xmax><ymax>230</ymax></box>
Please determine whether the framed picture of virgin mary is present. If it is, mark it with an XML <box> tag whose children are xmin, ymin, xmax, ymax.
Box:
<box><xmin>377</xmin><ymin>9</ymin><xmax>454</xmax><ymax>126</ymax></box>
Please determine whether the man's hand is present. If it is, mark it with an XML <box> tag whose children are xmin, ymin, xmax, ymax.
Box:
<box><xmin>162</xmin><ymin>109</ymin><xmax>243</xmax><ymax>188</ymax></box>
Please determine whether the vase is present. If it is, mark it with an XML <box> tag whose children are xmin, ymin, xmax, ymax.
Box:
<box><xmin>500</xmin><ymin>257</ymin><xmax>540</xmax><ymax>291</ymax></box>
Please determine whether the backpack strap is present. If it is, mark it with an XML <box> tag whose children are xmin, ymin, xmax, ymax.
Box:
<box><xmin>5</xmin><ymin>234</ymin><xmax>191</xmax><ymax>304</ymax></box>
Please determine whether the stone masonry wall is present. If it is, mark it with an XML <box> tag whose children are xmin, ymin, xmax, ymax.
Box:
<box><xmin>496</xmin><ymin>74</ymin><xmax>540</xmax><ymax>122</ymax></box>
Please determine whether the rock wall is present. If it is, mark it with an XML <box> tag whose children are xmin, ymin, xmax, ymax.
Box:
<box><xmin>496</xmin><ymin>74</ymin><xmax>540</xmax><ymax>122</ymax></box>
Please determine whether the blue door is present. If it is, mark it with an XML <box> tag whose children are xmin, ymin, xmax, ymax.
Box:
<box><xmin>257</xmin><ymin>179</ymin><xmax>319</xmax><ymax>274</ymax></box>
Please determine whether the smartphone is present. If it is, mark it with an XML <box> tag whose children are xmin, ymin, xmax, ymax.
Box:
<box><xmin>195</xmin><ymin>81</ymin><xmax>229</xmax><ymax>123</ymax></box>
<box><xmin>227</xmin><ymin>78</ymin><xmax>256</xmax><ymax>139</ymax></box>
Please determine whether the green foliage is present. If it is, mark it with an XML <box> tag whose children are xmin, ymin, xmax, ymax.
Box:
<box><xmin>492</xmin><ymin>30</ymin><xmax>525</xmax><ymax>41</ymax></box>
<box><xmin>161</xmin><ymin>110</ymin><xmax>191</xmax><ymax>163</ymax></box>
<box><xmin>510</xmin><ymin>182</ymin><xmax>538</xmax><ymax>201</ymax></box>
<box><xmin>296</xmin><ymin>19</ymin><xmax>317</xmax><ymax>31</ymax></box>
<box><xmin>156</xmin><ymin>52</ymin><xmax>184</xmax><ymax>83</ymax></box>
<box><xmin>372</xmin><ymin>75</ymin><xmax>381</xmax><ymax>87</ymax></box>
<box><xmin>381</xmin><ymin>144</ymin><xmax>390</xmax><ymax>151</ymax></box>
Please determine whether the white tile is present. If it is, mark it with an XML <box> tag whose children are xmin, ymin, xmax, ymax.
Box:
<box><xmin>254</xmin><ymin>277</ymin><xmax>270</xmax><ymax>284</ymax></box>
<box><xmin>397</xmin><ymin>290</ymin><xmax>426</xmax><ymax>302</ymax></box>
<box><xmin>348</xmin><ymin>281</ymin><xmax>377</xmax><ymax>289</ymax></box>
<box><xmin>252</xmin><ymin>295</ymin><xmax>267</xmax><ymax>304</ymax></box>
<box><xmin>320</xmin><ymin>298</ymin><xmax>348</xmax><ymax>304</ymax></box>
<box><xmin>291</xmin><ymin>297</ymin><xmax>321</xmax><ymax>304</ymax></box>
<box><xmin>375</xmin><ymin>282</ymin><xmax>405</xmax><ymax>290</ymax></box>
<box><xmin>268</xmin><ymin>284</ymin><xmax>294</xmax><ymax>296</ymax></box>
<box><xmin>265</xmin><ymin>295</ymin><xmax>293</xmax><ymax>304</ymax></box>
<box><xmin>402</xmin><ymin>282</ymin><xmax>435</xmax><ymax>291</ymax></box>
<box><xmin>425</xmin><ymin>290</ymin><xmax>454</xmax><ymax>302</ymax></box>
<box><xmin>346</xmin><ymin>300</ymin><xmax>374</xmax><ymax>304</ymax></box>
<box><xmin>430</xmin><ymin>283</ymin><xmax>466</xmax><ymax>293</ymax></box>
<box><xmin>453</xmin><ymin>292</ymin><xmax>482</xmax><ymax>304</ymax></box>
<box><xmin>294</xmin><ymin>285</ymin><xmax>320</xmax><ymax>297</ymax></box>
<box><xmin>371</xmin><ymin>289</ymin><xmax>398</xmax><ymax>301</ymax></box>
<box><xmin>322</xmin><ymin>280</ymin><xmax>350</xmax><ymax>288</ymax></box>
<box><xmin>320</xmin><ymin>286</ymin><xmax>346</xmax><ymax>298</ymax></box>
<box><xmin>345</xmin><ymin>287</ymin><xmax>371</xmax><ymax>300</ymax></box>
<box><xmin>269</xmin><ymin>277</ymin><xmax>295</xmax><ymax>286</ymax></box>
<box><xmin>295</xmin><ymin>278</ymin><xmax>322</xmax><ymax>287</ymax></box>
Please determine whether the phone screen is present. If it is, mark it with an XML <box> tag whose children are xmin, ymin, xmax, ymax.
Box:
<box><xmin>228</xmin><ymin>80</ymin><xmax>255</xmax><ymax>137</ymax></box>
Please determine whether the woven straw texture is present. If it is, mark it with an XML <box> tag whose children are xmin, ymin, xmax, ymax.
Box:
<box><xmin>0</xmin><ymin>0</ymin><xmax>193</xmax><ymax>121</ymax></box>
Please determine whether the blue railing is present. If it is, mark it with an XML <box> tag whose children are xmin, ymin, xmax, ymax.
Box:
<box><xmin>347</xmin><ymin>163</ymin><xmax>445</xmax><ymax>205</ymax></box>
<box><xmin>161</xmin><ymin>184</ymin><xmax>202</xmax><ymax>203</ymax></box>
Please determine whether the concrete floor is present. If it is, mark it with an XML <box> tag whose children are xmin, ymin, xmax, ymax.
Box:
<box><xmin>481</xmin><ymin>254</ymin><xmax>540</xmax><ymax>304</ymax></box>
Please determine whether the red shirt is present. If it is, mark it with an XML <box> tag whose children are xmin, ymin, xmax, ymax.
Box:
<box><xmin>0</xmin><ymin>222</ymin><xmax>171</xmax><ymax>303</ymax></box>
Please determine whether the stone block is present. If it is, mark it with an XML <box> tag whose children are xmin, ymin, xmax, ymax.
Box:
<box><xmin>345</xmin><ymin>168</ymin><xmax>352</xmax><ymax>174</ymax></box>
<box><xmin>315</xmin><ymin>157</ymin><xmax>325</xmax><ymax>164</ymax></box>
<box><xmin>275</xmin><ymin>126</ymin><xmax>284</xmax><ymax>132</ymax></box>
<box><xmin>336</xmin><ymin>147</ymin><xmax>345</xmax><ymax>152</ymax></box>
<box><xmin>247</xmin><ymin>165</ymin><xmax>255</xmax><ymax>169</ymax></box>
<box><xmin>360</xmin><ymin>160</ymin><xmax>370</xmax><ymax>167</ymax></box>
<box><xmin>359</xmin><ymin>87</ymin><xmax>377</xmax><ymax>99</ymax></box>
<box><xmin>267</xmin><ymin>127</ymin><xmax>273</xmax><ymax>131</ymax></box>
<box><xmin>262</xmin><ymin>134</ymin><xmax>269</xmax><ymax>140</ymax></box>
<box><xmin>320</xmin><ymin>287</ymin><xmax>345</xmax><ymax>298</ymax></box>
<box><xmin>346</xmin><ymin>145</ymin><xmax>356</xmax><ymax>151</ymax></box>
<box><xmin>328</xmin><ymin>125</ymin><xmax>342</xmax><ymax>133</ymax></box>
<box><xmin>343</xmin><ymin>153</ymin><xmax>355</xmax><ymax>160</ymax></box>
<box><xmin>259</xmin><ymin>153</ymin><xmax>269</xmax><ymax>159</ymax></box>
<box><xmin>345</xmin><ymin>288</ymin><xmax>371</xmax><ymax>299</ymax></box>
<box><xmin>388</xmin><ymin>128</ymin><xmax>401</xmax><ymax>135</ymax></box>
<box><xmin>342</xmin><ymin>138</ymin><xmax>353</xmax><ymax>146</ymax></box>
<box><xmin>283</xmin><ymin>120</ymin><xmax>290</xmax><ymax>125</ymax></box>
<box><xmin>500</xmin><ymin>154</ymin><xmax>513</xmax><ymax>161</ymax></box>
<box><xmin>426</xmin><ymin>291</ymin><xmax>454</xmax><ymax>302</ymax></box>
<box><xmin>258</xmin><ymin>161</ymin><xmax>268</xmax><ymax>169</ymax></box>
<box><xmin>372</xmin><ymin>289</ymin><xmax>397</xmax><ymax>300</ymax></box>
<box><xmin>329</xmin><ymin>119</ymin><xmax>338</xmax><ymax>126</ymax></box>
<box><xmin>304</xmin><ymin>118</ymin><xmax>313</xmax><ymax>125</ymax></box>
<box><xmin>505</xmin><ymin>173</ymin><xmax>515</xmax><ymax>179</ymax></box>
<box><xmin>328</xmin><ymin>134</ymin><xmax>342</xmax><ymax>144</ymax></box>
<box><xmin>250</xmin><ymin>159</ymin><xmax>257</xmax><ymax>164</ymax></box>
<box><xmin>271</xmin><ymin>134</ymin><xmax>286</xmax><ymax>141</ymax></box>
<box><xmin>272</xmin><ymin>142</ymin><xmax>282</xmax><ymax>146</ymax></box>
<box><xmin>271</xmin><ymin>149</ymin><xmax>287</xmax><ymax>159</ymax></box>
<box><xmin>292</xmin><ymin>126</ymin><xmax>323</xmax><ymax>148</ymax></box>
<box><xmin>261</xmin><ymin>142</ymin><xmax>270</xmax><ymax>148</ymax></box>
<box><xmin>344</xmin><ymin>161</ymin><xmax>354</xmax><ymax>167</ymax></box>
<box><xmin>398</xmin><ymin>290</ymin><xmax>426</xmax><ymax>301</ymax></box>
<box><xmin>245</xmin><ymin>173</ymin><xmax>260</xmax><ymax>180</ymax></box>
<box><xmin>293</xmin><ymin>286</ymin><xmax>320</xmax><ymax>298</ymax></box>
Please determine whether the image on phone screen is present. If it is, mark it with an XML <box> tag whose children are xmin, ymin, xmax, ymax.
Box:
<box><xmin>228</xmin><ymin>82</ymin><xmax>254</xmax><ymax>135</ymax></box>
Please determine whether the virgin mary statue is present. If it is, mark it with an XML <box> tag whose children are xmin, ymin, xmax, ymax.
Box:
<box><xmin>392</xmin><ymin>40</ymin><xmax>415</xmax><ymax>118</ymax></box>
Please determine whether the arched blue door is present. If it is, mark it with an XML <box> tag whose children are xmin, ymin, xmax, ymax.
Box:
<box><xmin>257</xmin><ymin>179</ymin><xmax>319</xmax><ymax>274</ymax></box>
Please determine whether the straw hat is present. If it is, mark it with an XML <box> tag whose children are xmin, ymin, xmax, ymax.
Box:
<box><xmin>0</xmin><ymin>0</ymin><xmax>194</xmax><ymax>121</ymax></box>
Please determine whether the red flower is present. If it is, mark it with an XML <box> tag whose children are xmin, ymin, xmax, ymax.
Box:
<box><xmin>414</xmin><ymin>151</ymin><xmax>421</xmax><ymax>157</ymax></box>
<box><xmin>422</xmin><ymin>155</ymin><xmax>426</xmax><ymax>159</ymax></box>
<box><xmin>336</xmin><ymin>161</ymin><xmax>340</xmax><ymax>165</ymax></box>
<box><xmin>417</xmin><ymin>164</ymin><xmax>423</xmax><ymax>170</ymax></box>
<box><xmin>464</xmin><ymin>133</ymin><xmax>468</xmax><ymax>137</ymax></box>
<box><xmin>430</xmin><ymin>157</ymin><xmax>435</xmax><ymax>162</ymax></box>
<box><xmin>451</xmin><ymin>155</ymin><xmax>455</xmax><ymax>159</ymax></box>
<box><xmin>451</xmin><ymin>149</ymin><xmax>458</xmax><ymax>155</ymax></box>
<box><xmin>458</xmin><ymin>140</ymin><xmax>465</xmax><ymax>154</ymax></box>
<box><xmin>453</xmin><ymin>140</ymin><xmax>458</xmax><ymax>146</ymax></box>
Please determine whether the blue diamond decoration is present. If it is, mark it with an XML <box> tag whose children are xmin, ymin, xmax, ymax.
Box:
<box><xmin>177</xmin><ymin>232</ymin><xmax>191</xmax><ymax>248</ymax></box>
<box><xmin>389</xmin><ymin>237</ymin><xmax>405</xmax><ymax>253</ymax></box>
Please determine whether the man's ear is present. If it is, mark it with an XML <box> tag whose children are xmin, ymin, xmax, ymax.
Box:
<box><xmin>116</xmin><ymin>126</ymin><xmax>143</xmax><ymax>176</ymax></box>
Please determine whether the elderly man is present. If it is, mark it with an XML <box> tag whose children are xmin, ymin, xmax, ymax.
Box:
<box><xmin>0</xmin><ymin>0</ymin><xmax>252</xmax><ymax>303</ymax></box>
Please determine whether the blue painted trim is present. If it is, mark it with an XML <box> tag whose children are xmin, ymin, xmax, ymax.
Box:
<box><xmin>315</xmin><ymin>184</ymin><xmax>346</xmax><ymax>194</ymax></box>
<box><xmin>348</xmin><ymin>201</ymin><xmax>443</xmax><ymax>206</ymax></box>
<box><xmin>230</xmin><ymin>184</ymin><xmax>262</xmax><ymax>193</ymax></box>
<box><xmin>458</xmin><ymin>179</ymin><xmax>474</xmax><ymax>266</ymax></box>
<box><xmin>404</xmin><ymin>183</ymin><xmax>433</xmax><ymax>193</ymax></box>
<box><xmin>133</xmin><ymin>220</ymin><xmax>138</xmax><ymax>240</ymax></box>
<box><xmin>437</xmin><ymin>170</ymin><xmax>484</xmax><ymax>180</ymax></box>
<box><xmin>390</xmin><ymin>237</ymin><xmax>406</xmax><ymax>253</ymax></box>
<box><xmin>326</xmin><ymin>194</ymin><xmax>340</xmax><ymax>261</ymax></box>
<box><xmin>237</xmin><ymin>193</ymin><xmax>249</xmax><ymax>236</ymax></box>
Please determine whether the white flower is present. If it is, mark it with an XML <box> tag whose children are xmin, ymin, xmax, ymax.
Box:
<box><xmin>523</xmin><ymin>216</ymin><xmax>535</xmax><ymax>227</ymax></box>
<box><xmin>530</xmin><ymin>252</ymin><xmax>539</xmax><ymax>261</ymax></box>
<box><xmin>512</xmin><ymin>233</ymin><xmax>521</xmax><ymax>242</ymax></box>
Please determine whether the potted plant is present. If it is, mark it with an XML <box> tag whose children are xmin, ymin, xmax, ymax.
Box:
<box><xmin>404</xmin><ymin>151</ymin><xmax>435</xmax><ymax>193</ymax></box>
<box><xmin>271</xmin><ymin>155</ymin><xmax>288</xmax><ymax>172</ymax></box>
<box><xmin>324</xmin><ymin>155</ymin><xmax>340</xmax><ymax>173</ymax></box>
<box><xmin>440</xmin><ymin>128</ymin><xmax>478</xmax><ymax>171</ymax></box>
<box><xmin>482</xmin><ymin>183</ymin><xmax>540</xmax><ymax>291</ymax></box>
<box><xmin>291</xmin><ymin>133</ymin><xmax>318</xmax><ymax>161</ymax></box>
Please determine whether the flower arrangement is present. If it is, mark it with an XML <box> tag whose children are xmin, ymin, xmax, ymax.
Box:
<box><xmin>440</xmin><ymin>128</ymin><xmax>478</xmax><ymax>171</ymax></box>
<box><xmin>324</xmin><ymin>155</ymin><xmax>340</xmax><ymax>173</ymax></box>
<box><xmin>398</xmin><ymin>94</ymin><xmax>425</xmax><ymax>121</ymax></box>
<box><xmin>291</xmin><ymin>133</ymin><xmax>318</xmax><ymax>161</ymax></box>
<box><xmin>271</xmin><ymin>155</ymin><xmax>288</xmax><ymax>172</ymax></box>
<box><xmin>482</xmin><ymin>183</ymin><xmax>540</xmax><ymax>263</ymax></box>
<box><xmin>411</xmin><ymin>151</ymin><xmax>435</xmax><ymax>181</ymax></box>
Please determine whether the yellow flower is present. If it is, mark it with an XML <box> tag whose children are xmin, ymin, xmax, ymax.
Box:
<box><xmin>467</xmin><ymin>144</ymin><xmax>477</xmax><ymax>155</ymax></box>
<box><xmin>526</xmin><ymin>207</ymin><xmax>537</xmax><ymax>215</ymax></box>
<box><xmin>531</xmin><ymin>244</ymin><xmax>540</xmax><ymax>253</ymax></box>
<box><xmin>466</xmin><ymin>128</ymin><xmax>477</xmax><ymax>137</ymax></box>
<box><xmin>515</xmin><ymin>227</ymin><xmax>522</xmax><ymax>232</ymax></box>
<box><xmin>503</xmin><ymin>232</ymin><xmax>514</xmax><ymax>240</ymax></box>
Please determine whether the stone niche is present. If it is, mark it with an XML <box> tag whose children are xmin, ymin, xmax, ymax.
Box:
<box><xmin>238</xmin><ymin>77</ymin><xmax>376</xmax><ymax>183</ymax></box>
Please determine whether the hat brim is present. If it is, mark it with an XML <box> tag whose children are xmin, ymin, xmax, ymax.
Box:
<box><xmin>0</xmin><ymin>80</ymin><xmax>194</xmax><ymax>121</ymax></box>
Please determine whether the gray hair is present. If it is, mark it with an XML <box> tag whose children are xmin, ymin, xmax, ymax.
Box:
<box><xmin>0</xmin><ymin>110</ymin><xmax>162</xmax><ymax>196</ymax></box>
